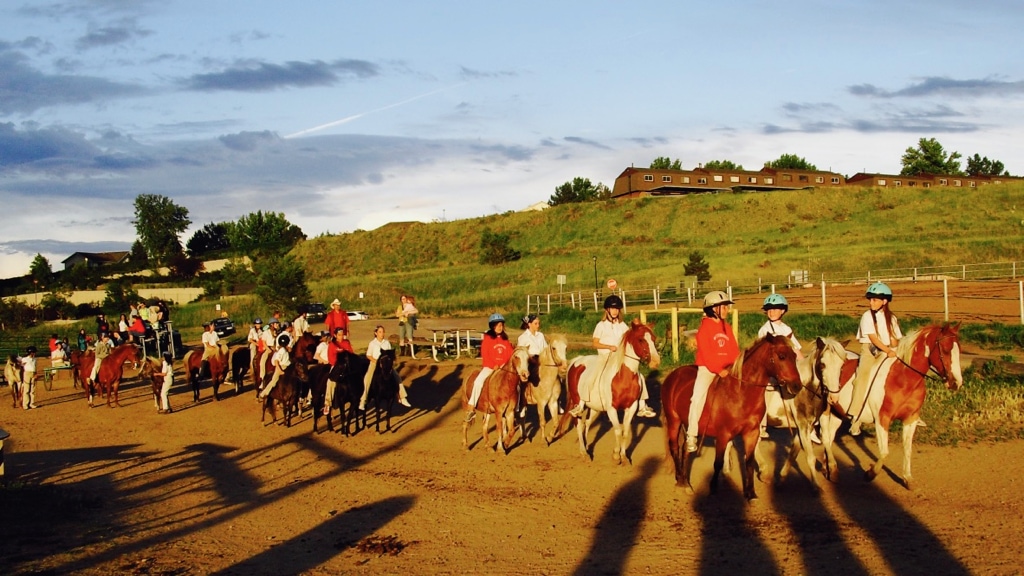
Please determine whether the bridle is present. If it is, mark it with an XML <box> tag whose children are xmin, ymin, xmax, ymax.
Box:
<box><xmin>895</xmin><ymin>333</ymin><xmax>956</xmax><ymax>383</ymax></box>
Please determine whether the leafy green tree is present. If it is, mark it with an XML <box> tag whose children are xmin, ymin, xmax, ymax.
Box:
<box><xmin>220</xmin><ymin>260</ymin><xmax>258</xmax><ymax>295</ymax></box>
<box><xmin>548</xmin><ymin>177</ymin><xmax>610</xmax><ymax>206</ymax></box>
<box><xmin>133</xmin><ymin>194</ymin><xmax>191</xmax><ymax>265</ymax></box>
<box><xmin>254</xmin><ymin>255</ymin><xmax>312</xmax><ymax>314</ymax></box>
<box><xmin>187</xmin><ymin>222</ymin><xmax>231</xmax><ymax>257</ymax></box>
<box><xmin>765</xmin><ymin>154</ymin><xmax>817</xmax><ymax>171</ymax></box>
<box><xmin>102</xmin><ymin>280</ymin><xmax>141</xmax><ymax>316</ymax></box>
<box><xmin>965</xmin><ymin>154</ymin><xmax>1009</xmax><ymax>177</ymax></box>
<box><xmin>168</xmin><ymin>253</ymin><xmax>204</xmax><ymax>280</ymax></box>
<box><xmin>226</xmin><ymin>211</ymin><xmax>306</xmax><ymax>258</ymax></box>
<box><xmin>650</xmin><ymin>156</ymin><xmax>683</xmax><ymax>170</ymax></box>
<box><xmin>41</xmin><ymin>290</ymin><xmax>76</xmax><ymax>320</ymax></box>
<box><xmin>479</xmin><ymin>228</ymin><xmax>522</xmax><ymax>265</ymax></box>
<box><xmin>900</xmin><ymin>137</ymin><xmax>963</xmax><ymax>176</ymax></box>
<box><xmin>61</xmin><ymin>261</ymin><xmax>100</xmax><ymax>291</ymax></box>
<box><xmin>0</xmin><ymin>297</ymin><xmax>34</xmax><ymax>328</ymax></box>
<box><xmin>683</xmin><ymin>251</ymin><xmax>711</xmax><ymax>284</ymax></box>
<box><xmin>29</xmin><ymin>253</ymin><xmax>52</xmax><ymax>286</ymax></box>
<box><xmin>702</xmin><ymin>160</ymin><xmax>744</xmax><ymax>170</ymax></box>
<box><xmin>129</xmin><ymin>240</ymin><xmax>149</xmax><ymax>271</ymax></box>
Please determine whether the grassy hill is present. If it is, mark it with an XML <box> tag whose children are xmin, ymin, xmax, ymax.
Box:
<box><xmin>292</xmin><ymin>183</ymin><xmax>1024</xmax><ymax>317</ymax></box>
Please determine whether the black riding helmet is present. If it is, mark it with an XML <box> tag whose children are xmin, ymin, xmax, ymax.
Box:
<box><xmin>603</xmin><ymin>295</ymin><xmax>623</xmax><ymax>309</ymax></box>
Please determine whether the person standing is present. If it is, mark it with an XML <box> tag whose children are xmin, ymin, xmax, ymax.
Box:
<box><xmin>396</xmin><ymin>295</ymin><xmax>419</xmax><ymax>348</ymax></box>
<box><xmin>686</xmin><ymin>291</ymin><xmax>741</xmax><ymax>453</ymax></box>
<box><xmin>155</xmin><ymin>352</ymin><xmax>174</xmax><ymax>413</ymax></box>
<box><xmin>325</xmin><ymin>299</ymin><xmax>349</xmax><ymax>337</ymax></box>
<box><xmin>77</xmin><ymin>328</ymin><xmax>89</xmax><ymax>352</ymax></box>
<box><xmin>359</xmin><ymin>325</ymin><xmax>411</xmax><ymax>411</ymax></box>
<box><xmin>19</xmin><ymin>346</ymin><xmax>38</xmax><ymax>409</ymax></box>
<box><xmin>292</xmin><ymin>309</ymin><xmax>310</xmax><ymax>336</ymax></box>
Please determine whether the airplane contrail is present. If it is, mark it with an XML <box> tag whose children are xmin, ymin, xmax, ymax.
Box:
<box><xmin>283</xmin><ymin>83</ymin><xmax>466</xmax><ymax>139</ymax></box>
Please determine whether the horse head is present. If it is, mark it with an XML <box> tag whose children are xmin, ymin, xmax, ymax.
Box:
<box><xmin>626</xmin><ymin>318</ymin><xmax>661</xmax><ymax>370</ymax></box>
<box><xmin>511</xmin><ymin>347</ymin><xmax>531</xmax><ymax>382</ymax></box>
<box><xmin>743</xmin><ymin>334</ymin><xmax>800</xmax><ymax>389</ymax></box>
<box><xmin>926</xmin><ymin>323</ymin><xmax>963</xmax><ymax>390</ymax></box>
<box><xmin>378</xmin><ymin>349</ymin><xmax>396</xmax><ymax>378</ymax></box>
<box><xmin>547</xmin><ymin>335</ymin><xmax>569</xmax><ymax>376</ymax></box>
<box><xmin>809</xmin><ymin>337</ymin><xmax>847</xmax><ymax>396</ymax></box>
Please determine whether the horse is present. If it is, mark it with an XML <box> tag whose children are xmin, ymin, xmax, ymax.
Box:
<box><xmin>821</xmin><ymin>323</ymin><xmax>963</xmax><ymax>489</ymax></box>
<box><xmin>756</xmin><ymin>337</ymin><xmax>850</xmax><ymax>490</ymax></box>
<box><xmin>461</xmin><ymin>347</ymin><xmax>531</xmax><ymax>454</ymax></box>
<box><xmin>68</xmin><ymin>349</ymin><xmax>85</xmax><ymax>389</ymax></box>
<box><xmin>226</xmin><ymin>344</ymin><xmax>251</xmax><ymax>394</ymax></box>
<box><xmin>314</xmin><ymin>350</ymin><xmax>366</xmax><ymax>436</ymax></box>
<box><xmin>662</xmin><ymin>334</ymin><xmax>801</xmax><ymax>500</ymax></box>
<box><xmin>366</xmin><ymin>349</ymin><xmax>398</xmax><ymax>433</ymax></box>
<box><xmin>523</xmin><ymin>334</ymin><xmax>568</xmax><ymax>445</ymax></box>
<box><xmin>76</xmin><ymin>344</ymin><xmax>142</xmax><ymax>407</ymax></box>
<box><xmin>557</xmin><ymin>319</ymin><xmax>660</xmax><ymax>464</ymax></box>
<box><xmin>261</xmin><ymin>359</ymin><xmax>306</xmax><ymax>427</ymax></box>
<box><xmin>5</xmin><ymin>355</ymin><xmax>23</xmax><ymax>408</ymax></box>
<box><xmin>182</xmin><ymin>346</ymin><xmax>229</xmax><ymax>402</ymax></box>
<box><xmin>138</xmin><ymin>356</ymin><xmax>166</xmax><ymax>413</ymax></box>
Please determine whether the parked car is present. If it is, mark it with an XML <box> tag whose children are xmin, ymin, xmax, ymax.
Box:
<box><xmin>304</xmin><ymin>303</ymin><xmax>327</xmax><ymax>323</ymax></box>
<box><xmin>347</xmin><ymin>310</ymin><xmax>369</xmax><ymax>321</ymax></box>
<box><xmin>210</xmin><ymin>317</ymin><xmax>236</xmax><ymax>338</ymax></box>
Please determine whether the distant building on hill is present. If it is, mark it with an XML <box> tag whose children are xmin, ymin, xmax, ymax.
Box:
<box><xmin>844</xmin><ymin>172</ymin><xmax>1020</xmax><ymax>189</ymax></box>
<box><xmin>61</xmin><ymin>251</ymin><xmax>130</xmax><ymax>271</ymax></box>
<box><xmin>519</xmin><ymin>201</ymin><xmax>550</xmax><ymax>212</ymax></box>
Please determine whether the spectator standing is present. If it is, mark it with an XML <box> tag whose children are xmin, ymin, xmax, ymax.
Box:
<box><xmin>19</xmin><ymin>346</ymin><xmax>38</xmax><ymax>409</ymax></box>
<box><xmin>325</xmin><ymin>299</ymin><xmax>349</xmax><ymax>337</ymax></box>
<box><xmin>396</xmin><ymin>295</ymin><xmax>419</xmax><ymax>348</ymax></box>
<box><xmin>77</xmin><ymin>329</ymin><xmax>89</xmax><ymax>352</ymax></box>
<box><xmin>155</xmin><ymin>352</ymin><xmax>175</xmax><ymax>413</ymax></box>
<box><xmin>292</xmin><ymin>309</ymin><xmax>310</xmax><ymax>336</ymax></box>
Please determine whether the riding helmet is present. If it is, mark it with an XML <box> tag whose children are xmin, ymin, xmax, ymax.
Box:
<box><xmin>762</xmin><ymin>293</ymin><xmax>789</xmax><ymax>311</ymax></box>
<box><xmin>26</xmin><ymin>345</ymin><xmax>37</xmax><ymax>354</ymax></box>
<box><xmin>865</xmin><ymin>282</ymin><xmax>893</xmax><ymax>301</ymax></box>
<box><xmin>253</xmin><ymin>317</ymin><xmax>263</xmax><ymax>324</ymax></box>
<box><xmin>488</xmin><ymin>313</ymin><xmax>506</xmax><ymax>326</ymax></box>
<box><xmin>277</xmin><ymin>334</ymin><xmax>292</xmax><ymax>347</ymax></box>
<box><xmin>703</xmin><ymin>290</ymin><xmax>733</xmax><ymax>309</ymax></box>
<box><xmin>603</xmin><ymin>295</ymin><xmax>624</xmax><ymax>310</ymax></box>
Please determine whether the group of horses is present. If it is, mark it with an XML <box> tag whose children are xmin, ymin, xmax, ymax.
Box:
<box><xmin>461</xmin><ymin>319</ymin><xmax>964</xmax><ymax>500</ymax></box>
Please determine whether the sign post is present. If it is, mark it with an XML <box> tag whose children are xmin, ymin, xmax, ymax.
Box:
<box><xmin>607</xmin><ymin>278</ymin><xmax>617</xmax><ymax>291</ymax></box>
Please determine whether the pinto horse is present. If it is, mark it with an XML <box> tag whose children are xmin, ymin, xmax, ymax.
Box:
<box><xmin>523</xmin><ymin>334</ymin><xmax>568</xmax><ymax>445</ymax></box>
<box><xmin>182</xmin><ymin>346</ymin><xmax>229</xmax><ymax>402</ymax></box>
<box><xmin>557</xmin><ymin>319</ymin><xmax>660</xmax><ymax>464</ymax></box>
<box><xmin>139</xmin><ymin>356</ymin><xmax>165</xmax><ymax>413</ymax></box>
<box><xmin>822</xmin><ymin>323</ymin><xmax>962</xmax><ymax>489</ymax></box>
<box><xmin>662</xmin><ymin>334</ymin><xmax>801</xmax><ymax>500</ymax></box>
<box><xmin>461</xmin><ymin>347</ymin><xmax>531</xmax><ymax>454</ymax></box>
<box><xmin>76</xmin><ymin>344</ymin><xmax>141</xmax><ymax>407</ymax></box>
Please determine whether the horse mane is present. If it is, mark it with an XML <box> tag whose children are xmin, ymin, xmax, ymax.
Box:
<box><xmin>735</xmin><ymin>334</ymin><xmax>791</xmax><ymax>382</ymax></box>
<box><xmin>895</xmin><ymin>326</ymin><xmax>929</xmax><ymax>362</ymax></box>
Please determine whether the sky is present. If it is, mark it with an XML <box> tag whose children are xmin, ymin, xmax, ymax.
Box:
<box><xmin>2</xmin><ymin>0</ymin><xmax>1023</xmax><ymax>279</ymax></box>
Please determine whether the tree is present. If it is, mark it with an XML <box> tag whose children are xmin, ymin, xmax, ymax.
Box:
<box><xmin>187</xmin><ymin>222</ymin><xmax>231</xmax><ymax>257</ymax></box>
<box><xmin>133</xmin><ymin>194</ymin><xmax>191</xmax><ymax>266</ymax></box>
<box><xmin>479</xmin><ymin>228</ymin><xmax>522</xmax><ymax>265</ymax></box>
<box><xmin>254</xmin><ymin>255</ymin><xmax>312</xmax><ymax>314</ymax></box>
<box><xmin>129</xmin><ymin>240</ymin><xmax>149</xmax><ymax>271</ymax></box>
<box><xmin>226</xmin><ymin>211</ymin><xmax>306</xmax><ymax>258</ymax></box>
<box><xmin>167</xmin><ymin>253</ymin><xmax>204</xmax><ymax>280</ymax></box>
<box><xmin>650</xmin><ymin>156</ymin><xmax>683</xmax><ymax>170</ymax></box>
<box><xmin>102</xmin><ymin>280</ymin><xmax>141</xmax><ymax>317</ymax></box>
<box><xmin>765</xmin><ymin>154</ymin><xmax>817</xmax><ymax>171</ymax></box>
<box><xmin>41</xmin><ymin>289</ymin><xmax>76</xmax><ymax>320</ymax></box>
<box><xmin>548</xmin><ymin>177</ymin><xmax>610</xmax><ymax>206</ymax></box>
<box><xmin>683</xmin><ymin>251</ymin><xmax>711</xmax><ymax>284</ymax></box>
<box><xmin>29</xmin><ymin>253</ymin><xmax>52</xmax><ymax>286</ymax></box>
<box><xmin>965</xmin><ymin>154</ymin><xmax>1009</xmax><ymax>177</ymax></box>
<box><xmin>900</xmin><ymin>137</ymin><xmax>963</xmax><ymax>176</ymax></box>
<box><xmin>702</xmin><ymin>160</ymin><xmax>743</xmax><ymax>170</ymax></box>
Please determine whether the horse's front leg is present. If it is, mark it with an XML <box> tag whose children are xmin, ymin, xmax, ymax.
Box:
<box><xmin>710</xmin><ymin>439</ymin><xmax>727</xmax><ymax>495</ymax></box>
<box><xmin>608</xmin><ymin>409</ymin><xmax>624</xmax><ymax>464</ymax></box>
<box><xmin>865</xmin><ymin>414</ymin><xmax>891</xmax><ymax>483</ymax></box>
<box><xmin>741</xmin><ymin>430</ymin><xmax>761</xmax><ymax>501</ymax></box>
<box><xmin>620</xmin><ymin>407</ymin><xmax>637</xmax><ymax>465</ymax></box>
<box><xmin>900</xmin><ymin>418</ymin><xmax>921</xmax><ymax>489</ymax></box>
<box><xmin>580</xmin><ymin>409</ymin><xmax>600</xmax><ymax>460</ymax></box>
<box><xmin>542</xmin><ymin>397</ymin><xmax>558</xmax><ymax>445</ymax></box>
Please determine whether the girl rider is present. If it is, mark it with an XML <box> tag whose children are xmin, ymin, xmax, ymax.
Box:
<box><xmin>466</xmin><ymin>313</ymin><xmax>513</xmax><ymax>422</ymax></box>
<box><xmin>686</xmin><ymin>291</ymin><xmax>740</xmax><ymax>453</ymax></box>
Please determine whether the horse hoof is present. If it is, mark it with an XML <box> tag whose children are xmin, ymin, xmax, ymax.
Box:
<box><xmin>685</xmin><ymin>485</ymin><xmax>695</xmax><ymax>495</ymax></box>
<box><xmin>864</xmin><ymin>469</ymin><xmax>878</xmax><ymax>482</ymax></box>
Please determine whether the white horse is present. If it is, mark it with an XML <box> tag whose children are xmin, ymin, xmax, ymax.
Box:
<box><xmin>557</xmin><ymin>320</ymin><xmax>660</xmax><ymax>464</ymax></box>
<box><xmin>524</xmin><ymin>334</ymin><xmax>568</xmax><ymax>445</ymax></box>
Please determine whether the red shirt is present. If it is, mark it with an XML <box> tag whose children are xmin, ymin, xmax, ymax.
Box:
<box><xmin>328</xmin><ymin>339</ymin><xmax>355</xmax><ymax>365</ymax></box>
<box><xmin>695</xmin><ymin>317</ymin><xmax>740</xmax><ymax>374</ymax></box>
<box><xmin>481</xmin><ymin>333</ymin><xmax>513</xmax><ymax>370</ymax></box>
<box><xmin>325</xmin><ymin>309</ymin><xmax>349</xmax><ymax>336</ymax></box>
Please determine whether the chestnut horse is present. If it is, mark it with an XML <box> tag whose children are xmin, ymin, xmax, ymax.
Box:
<box><xmin>523</xmin><ymin>334</ymin><xmax>568</xmax><ymax>445</ymax></box>
<box><xmin>75</xmin><ymin>344</ymin><xmax>142</xmax><ymax>408</ymax></box>
<box><xmin>821</xmin><ymin>323</ymin><xmax>962</xmax><ymax>489</ymax></box>
<box><xmin>139</xmin><ymin>356</ymin><xmax>165</xmax><ymax>413</ymax></box>
<box><xmin>557</xmin><ymin>319</ymin><xmax>660</xmax><ymax>464</ymax></box>
<box><xmin>662</xmin><ymin>334</ymin><xmax>801</xmax><ymax>500</ymax></box>
<box><xmin>461</xmin><ymin>347</ymin><xmax>531</xmax><ymax>454</ymax></box>
<box><xmin>182</xmin><ymin>346</ymin><xmax>228</xmax><ymax>402</ymax></box>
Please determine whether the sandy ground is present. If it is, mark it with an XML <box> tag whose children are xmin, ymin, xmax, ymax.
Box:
<box><xmin>2</xmin><ymin>283</ymin><xmax>1022</xmax><ymax>575</ymax></box>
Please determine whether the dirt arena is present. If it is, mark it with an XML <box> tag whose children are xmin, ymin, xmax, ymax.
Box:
<box><xmin>2</xmin><ymin>281</ymin><xmax>1022</xmax><ymax>575</ymax></box>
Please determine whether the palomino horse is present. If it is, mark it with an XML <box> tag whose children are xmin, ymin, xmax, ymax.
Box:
<box><xmin>461</xmin><ymin>347</ymin><xmax>531</xmax><ymax>454</ymax></box>
<box><xmin>139</xmin><ymin>356</ymin><xmax>166</xmax><ymax>413</ymax></box>
<box><xmin>662</xmin><ymin>334</ymin><xmax>801</xmax><ymax>500</ymax></box>
<box><xmin>5</xmin><ymin>355</ymin><xmax>23</xmax><ymax>408</ymax></box>
<box><xmin>76</xmin><ymin>344</ymin><xmax>142</xmax><ymax>407</ymax></box>
<box><xmin>182</xmin><ymin>346</ymin><xmax>228</xmax><ymax>402</ymax></box>
<box><xmin>523</xmin><ymin>334</ymin><xmax>568</xmax><ymax>445</ymax></box>
<box><xmin>821</xmin><ymin>323</ymin><xmax>963</xmax><ymax>489</ymax></box>
<box><xmin>558</xmin><ymin>319</ymin><xmax>660</xmax><ymax>464</ymax></box>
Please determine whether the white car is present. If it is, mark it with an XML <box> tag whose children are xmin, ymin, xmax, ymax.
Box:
<box><xmin>346</xmin><ymin>310</ymin><xmax>369</xmax><ymax>321</ymax></box>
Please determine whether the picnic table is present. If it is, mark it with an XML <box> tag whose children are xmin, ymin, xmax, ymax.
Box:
<box><xmin>418</xmin><ymin>327</ymin><xmax>479</xmax><ymax>362</ymax></box>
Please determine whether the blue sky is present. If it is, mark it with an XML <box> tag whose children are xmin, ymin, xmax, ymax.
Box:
<box><xmin>2</xmin><ymin>0</ymin><xmax>1023</xmax><ymax>279</ymax></box>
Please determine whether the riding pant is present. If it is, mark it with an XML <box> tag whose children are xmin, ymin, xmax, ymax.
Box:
<box><xmin>360</xmin><ymin>359</ymin><xmax>407</xmax><ymax>407</ymax></box>
<box><xmin>468</xmin><ymin>367</ymin><xmax>494</xmax><ymax>409</ymax></box>
<box><xmin>687</xmin><ymin>366</ymin><xmax>717</xmax><ymax>440</ymax></box>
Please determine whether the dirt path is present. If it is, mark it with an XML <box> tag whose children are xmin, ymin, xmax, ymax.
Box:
<box><xmin>2</xmin><ymin>342</ymin><xmax>1022</xmax><ymax>575</ymax></box>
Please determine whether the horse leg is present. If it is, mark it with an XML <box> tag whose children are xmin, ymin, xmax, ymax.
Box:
<box><xmin>710</xmin><ymin>440</ymin><xmax>727</xmax><ymax>496</ymax></box>
<box><xmin>865</xmin><ymin>415</ymin><xmax>891</xmax><ymax>483</ymax></box>
<box><xmin>542</xmin><ymin>397</ymin><xmax>558</xmax><ymax>445</ymax></box>
<box><xmin>462</xmin><ymin>412</ymin><xmax>472</xmax><ymax>450</ymax></box>
<box><xmin>819</xmin><ymin>411</ymin><xmax>840</xmax><ymax>482</ymax></box>
<box><xmin>113</xmin><ymin>380</ymin><xmax>122</xmax><ymax>408</ymax></box>
<box><xmin>620</xmin><ymin>409</ymin><xmax>636</xmax><ymax>465</ymax></box>
<box><xmin>901</xmin><ymin>419</ymin><xmax>920</xmax><ymax>489</ymax></box>
<box><xmin>742</xmin><ymin>431</ymin><xmax>761</xmax><ymax>500</ymax></box>
<box><xmin>579</xmin><ymin>410</ymin><xmax>599</xmax><ymax>460</ymax></box>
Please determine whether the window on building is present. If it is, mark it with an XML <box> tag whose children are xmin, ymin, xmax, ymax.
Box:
<box><xmin>798</xmin><ymin>175</ymin><xmax>809</xmax><ymax>182</ymax></box>
<box><xmin>815</xmin><ymin>176</ymin><xmax>824</xmax><ymax>183</ymax></box>
<box><xmin>970</xmin><ymin>181</ymin><xmax>977</xmax><ymax>188</ymax></box>
<box><xmin>682</xmin><ymin>176</ymin><xmax>690</xmax><ymax>184</ymax></box>
<box><xmin>908</xmin><ymin>181</ymin><xmax>916</xmax><ymax>187</ymax></box>
<box><xmin>765</xmin><ymin>177</ymin><xmax>774</xmax><ymax>184</ymax></box>
<box><xmin>713</xmin><ymin>175</ymin><xmax>723</xmax><ymax>182</ymax></box>
<box><xmin>662</xmin><ymin>175</ymin><xmax>672</xmax><ymax>182</ymax></box>
<box><xmin>923</xmin><ymin>182</ymin><xmax>931</xmax><ymax>188</ymax></box>
<box><xmin>782</xmin><ymin>174</ymin><xmax>793</xmax><ymax>182</ymax></box>
<box><xmin>878</xmin><ymin>179</ymin><xmax>887</xmax><ymax>186</ymax></box>
<box><xmin>939</xmin><ymin>178</ymin><xmax>948</xmax><ymax>185</ymax></box>
<box><xmin>747</xmin><ymin>176</ymin><xmax>757</xmax><ymax>183</ymax></box>
<box><xmin>729</xmin><ymin>176</ymin><xmax>739</xmax><ymax>183</ymax></box>
<box><xmin>894</xmin><ymin>180</ymin><xmax>902</xmax><ymax>186</ymax></box>
<box><xmin>831</xmin><ymin>177</ymin><xmax>840</xmax><ymax>184</ymax></box>
<box><xmin>697</xmin><ymin>177</ymin><xmax>707</xmax><ymax>184</ymax></box>
<box><xmin>643</xmin><ymin>174</ymin><xmax>654</xmax><ymax>182</ymax></box>
<box><xmin>953</xmin><ymin>179</ymin><xmax>962</xmax><ymax>186</ymax></box>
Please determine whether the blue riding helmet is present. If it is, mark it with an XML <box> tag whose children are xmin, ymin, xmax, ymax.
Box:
<box><xmin>488</xmin><ymin>313</ymin><xmax>506</xmax><ymax>326</ymax></box>
<box><xmin>762</xmin><ymin>293</ymin><xmax>789</xmax><ymax>311</ymax></box>
<box><xmin>253</xmin><ymin>317</ymin><xmax>263</xmax><ymax>324</ymax></box>
<box><xmin>865</xmin><ymin>282</ymin><xmax>893</xmax><ymax>301</ymax></box>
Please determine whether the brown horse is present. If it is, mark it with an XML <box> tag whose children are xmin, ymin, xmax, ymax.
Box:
<box><xmin>662</xmin><ymin>334</ymin><xmax>801</xmax><ymax>500</ymax></box>
<box><xmin>75</xmin><ymin>344</ymin><xmax>142</xmax><ymax>407</ymax></box>
<box><xmin>226</xmin><ymin>344</ymin><xmax>250</xmax><ymax>394</ymax></box>
<box><xmin>6</xmin><ymin>355</ymin><xmax>23</xmax><ymax>408</ymax></box>
<box><xmin>182</xmin><ymin>346</ymin><xmax>229</xmax><ymax>402</ymax></box>
<box><xmin>822</xmin><ymin>323</ymin><xmax>963</xmax><ymax>489</ymax></box>
<box><xmin>139</xmin><ymin>356</ymin><xmax>166</xmax><ymax>413</ymax></box>
<box><xmin>261</xmin><ymin>360</ymin><xmax>306</xmax><ymax>427</ymax></box>
<box><xmin>461</xmin><ymin>347</ymin><xmax>531</xmax><ymax>454</ymax></box>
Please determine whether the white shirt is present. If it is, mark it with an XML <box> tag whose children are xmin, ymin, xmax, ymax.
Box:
<box><xmin>261</xmin><ymin>329</ymin><xmax>277</xmax><ymax>350</ymax></box>
<box><xmin>247</xmin><ymin>326</ymin><xmax>262</xmax><ymax>344</ymax></box>
<box><xmin>161</xmin><ymin>360</ymin><xmax>174</xmax><ymax>386</ymax></box>
<box><xmin>272</xmin><ymin>347</ymin><xmax>291</xmax><ymax>369</ymax></box>
<box><xmin>517</xmin><ymin>330</ymin><xmax>548</xmax><ymax>355</ymax></box>
<box><xmin>202</xmin><ymin>330</ymin><xmax>219</xmax><ymax>347</ymax></box>
<box><xmin>292</xmin><ymin>315</ymin><xmax>309</xmax><ymax>335</ymax></box>
<box><xmin>314</xmin><ymin>342</ymin><xmax>329</xmax><ymax>364</ymax></box>
<box><xmin>857</xmin><ymin>309</ymin><xmax>903</xmax><ymax>346</ymax></box>
<box><xmin>366</xmin><ymin>337</ymin><xmax>392</xmax><ymax>361</ymax></box>
<box><xmin>593</xmin><ymin>320</ymin><xmax>628</xmax><ymax>355</ymax></box>
<box><xmin>757</xmin><ymin>320</ymin><xmax>802</xmax><ymax>351</ymax></box>
<box><xmin>20</xmin><ymin>355</ymin><xmax>37</xmax><ymax>372</ymax></box>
